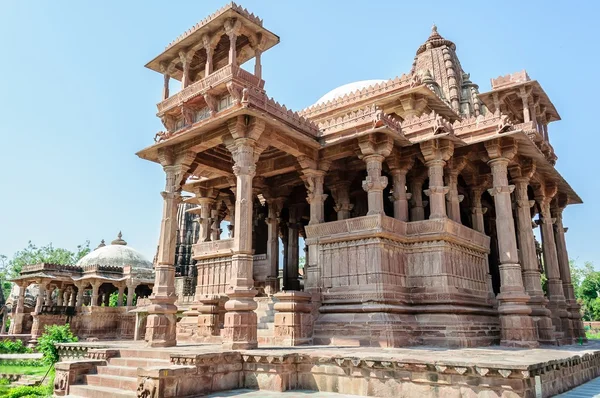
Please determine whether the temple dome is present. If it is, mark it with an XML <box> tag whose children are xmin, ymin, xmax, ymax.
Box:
<box><xmin>76</xmin><ymin>232</ymin><xmax>152</xmax><ymax>270</ymax></box>
<box><xmin>314</xmin><ymin>79</ymin><xmax>386</xmax><ymax>105</ymax></box>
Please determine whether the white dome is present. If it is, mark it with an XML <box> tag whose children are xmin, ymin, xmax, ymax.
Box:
<box><xmin>77</xmin><ymin>235</ymin><xmax>152</xmax><ymax>270</ymax></box>
<box><xmin>314</xmin><ymin>79</ymin><xmax>386</xmax><ymax>105</ymax></box>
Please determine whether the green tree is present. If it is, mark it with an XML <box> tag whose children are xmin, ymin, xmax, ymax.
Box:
<box><xmin>0</xmin><ymin>241</ymin><xmax>90</xmax><ymax>301</ymax></box>
<box><xmin>37</xmin><ymin>324</ymin><xmax>78</xmax><ymax>364</ymax></box>
<box><xmin>570</xmin><ymin>260</ymin><xmax>599</xmax><ymax>321</ymax></box>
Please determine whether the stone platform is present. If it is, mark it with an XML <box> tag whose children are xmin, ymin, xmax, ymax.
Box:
<box><xmin>55</xmin><ymin>340</ymin><xmax>600</xmax><ymax>398</ymax></box>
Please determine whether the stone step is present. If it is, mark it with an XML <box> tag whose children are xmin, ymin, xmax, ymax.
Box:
<box><xmin>69</xmin><ymin>384</ymin><xmax>136</xmax><ymax>398</ymax></box>
<box><xmin>96</xmin><ymin>365</ymin><xmax>139</xmax><ymax>378</ymax></box>
<box><xmin>118</xmin><ymin>349</ymin><xmax>172</xmax><ymax>360</ymax></box>
<box><xmin>108</xmin><ymin>357</ymin><xmax>171</xmax><ymax>368</ymax></box>
<box><xmin>85</xmin><ymin>374</ymin><xmax>138</xmax><ymax>391</ymax></box>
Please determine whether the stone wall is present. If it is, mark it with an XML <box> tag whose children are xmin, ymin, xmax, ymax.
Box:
<box><xmin>69</xmin><ymin>307</ymin><xmax>134</xmax><ymax>340</ymax></box>
<box><xmin>305</xmin><ymin>215</ymin><xmax>499</xmax><ymax>348</ymax></box>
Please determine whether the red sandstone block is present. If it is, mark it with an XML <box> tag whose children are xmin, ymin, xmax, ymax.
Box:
<box><xmin>85</xmin><ymin>374</ymin><xmax>138</xmax><ymax>391</ymax></box>
<box><xmin>69</xmin><ymin>384</ymin><xmax>136</xmax><ymax>398</ymax></box>
<box><xmin>108</xmin><ymin>357</ymin><xmax>170</xmax><ymax>368</ymax></box>
<box><xmin>96</xmin><ymin>365</ymin><xmax>138</xmax><ymax>378</ymax></box>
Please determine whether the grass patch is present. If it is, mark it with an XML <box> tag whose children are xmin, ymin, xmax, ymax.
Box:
<box><xmin>586</xmin><ymin>330</ymin><xmax>600</xmax><ymax>340</ymax></box>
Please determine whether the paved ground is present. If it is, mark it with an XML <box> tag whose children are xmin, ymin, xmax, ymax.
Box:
<box><xmin>207</xmin><ymin>390</ymin><xmax>364</xmax><ymax>397</ymax></box>
<box><xmin>0</xmin><ymin>353</ymin><xmax>42</xmax><ymax>360</ymax></box>
<box><xmin>557</xmin><ymin>377</ymin><xmax>600</xmax><ymax>397</ymax></box>
<box><xmin>59</xmin><ymin>339</ymin><xmax>600</xmax><ymax>368</ymax></box>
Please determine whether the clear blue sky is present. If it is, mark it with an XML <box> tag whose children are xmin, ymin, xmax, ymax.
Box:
<box><xmin>0</xmin><ymin>1</ymin><xmax>598</xmax><ymax>267</ymax></box>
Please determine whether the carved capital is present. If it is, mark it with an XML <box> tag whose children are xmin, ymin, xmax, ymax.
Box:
<box><xmin>487</xmin><ymin>184</ymin><xmax>515</xmax><ymax>196</ymax></box>
<box><xmin>420</xmin><ymin>138</ymin><xmax>454</xmax><ymax>163</ymax></box>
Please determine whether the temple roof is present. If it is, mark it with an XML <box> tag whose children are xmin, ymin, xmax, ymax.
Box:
<box><xmin>76</xmin><ymin>233</ymin><xmax>152</xmax><ymax>270</ymax></box>
<box><xmin>415</xmin><ymin>24</ymin><xmax>456</xmax><ymax>55</ymax></box>
<box><xmin>314</xmin><ymin>80</ymin><xmax>387</xmax><ymax>106</ymax></box>
<box><xmin>145</xmin><ymin>2</ymin><xmax>279</xmax><ymax>81</ymax></box>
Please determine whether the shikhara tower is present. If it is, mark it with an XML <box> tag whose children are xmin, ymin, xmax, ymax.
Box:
<box><xmin>137</xmin><ymin>3</ymin><xmax>584</xmax><ymax>349</ymax></box>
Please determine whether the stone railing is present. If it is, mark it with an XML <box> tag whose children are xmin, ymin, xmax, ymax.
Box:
<box><xmin>304</xmin><ymin>214</ymin><xmax>406</xmax><ymax>240</ymax></box>
<box><xmin>157</xmin><ymin>65</ymin><xmax>264</xmax><ymax>114</ymax></box>
<box><xmin>195</xmin><ymin>255</ymin><xmax>233</xmax><ymax>296</ymax></box>
<box><xmin>192</xmin><ymin>238</ymin><xmax>235</xmax><ymax>259</ymax></box>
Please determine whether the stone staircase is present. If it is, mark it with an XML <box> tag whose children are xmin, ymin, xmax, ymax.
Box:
<box><xmin>255</xmin><ymin>296</ymin><xmax>276</xmax><ymax>345</ymax></box>
<box><xmin>67</xmin><ymin>349</ymin><xmax>171</xmax><ymax>398</ymax></box>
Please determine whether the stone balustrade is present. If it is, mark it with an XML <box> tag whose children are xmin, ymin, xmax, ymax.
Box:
<box><xmin>192</xmin><ymin>238</ymin><xmax>235</xmax><ymax>259</ymax></box>
<box><xmin>157</xmin><ymin>65</ymin><xmax>265</xmax><ymax>114</ymax></box>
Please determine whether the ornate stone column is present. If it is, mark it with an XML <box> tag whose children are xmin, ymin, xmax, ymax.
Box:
<box><xmin>469</xmin><ymin>184</ymin><xmax>487</xmax><ymax>234</ymax></box>
<box><xmin>75</xmin><ymin>283</ymin><xmax>84</xmax><ymax>307</ymax></box>
<box><xmin>552</xmin><ymin>199</ymin><xmax>586</xmax><ymax>341</ymax></box>
<box><xmin>224</xmin><ymin>18</ymin><xmax>242</xmax><ymax>66</ymax></box>
<box><xmin>387</xmin><ymin>151</ymin><xmax>414</xmax><ymax>222</ymax></box>
<box><xmin>45</xmin><ymin>285</ymin><xmax>54</xmax><ymax>306</ymax></box>
<box><xmin>69</xmin><ymin>289</ymin><xmax>76</xmax><ymax>307</ymax></box>
<box><xmin>265</xmin><ymin>197</ymin><xmax>285</xmax><ymax>295</ymax></box>
<box><xmin>210</xmin><ymin>208</ymin><xmax>221</xmax><ymax>241</ymax></box>
<box><xmin>358</xmin><ymin>135</ymin><xmax>393</xmax><ymax>215</ymax></box>
<box><xmin>444</xmin><ymin>156</ymin><xmax>466</xmax><ymax>223</ymax></box>
<box><xmin>222</xmin><ymin>116</ymin><xmax>265</xmax><ymax>350</ymax></box>
<box><xmin>10</xmin><ymin>283</ymin><xmax>26</xmax><ymax>334</ymax></box>
<box><xmin>56</xmin><ymin>288</ymin><xmax>63</xmax><ymax>306</ymax></box>
<box><xmin>126</xmin><ymin>282</ymin><xmax>138</xmax><ymax>307</ymax></box>
<box><xmin>197</xmin><ymin>197</ymin><xmax>216</xmax><ymax>243</ymax></box>
<box><xmin>117</xmin><ymin>285</ymin><xmax>126</xmax><ymax>307</ymax></box>
<box><xmin>178</xmin><ymin>50</ymin><xmax>193</xmax><ymax>89</ymax></box>
<box><xmin>535</xmin><ymin>183</ymin><xmax>570</xmax><ymax>342</ymax></box>
<box><xmin>509</xmin><ymin>162</ymin><xmax>555</xmax><ymax>344</ymax></box>
<box><xmin>301</xmin><ymin>161</ymin><xmax>329</xmax><ymax>225</ymax></box>
<box><xmin>146</xmin><ymin>149</ymin><xmax>195</xmax><ymax>347</ymax></box>
<box><xmin>421</xmin><ymin>139</ymin><xmax>454</xmax><ymax>219</ymax></box>
<box><xmin>484</xmin><ymin>138</ymin><xmax>538</xmax><ymax>347</ymax></box>
<box><xmin>202</xmin><ymin>34</ymin><xmax>218</xmax><ymax>77</ymax></box>
<box><xmin>330</xmin><ymin>179</ymin><xmax>353</xmax><ymax>220</ymax></box>
<box><xmin>409</xmin><ymin>169</ymin><xmax>428</xmax><ymax>221</ymax></box>
<box><xmin>91</xmin><ymin>282</ymin><xmax>100</xmax><ymax>307</ymax></box>
<box><xmin>285</xmin><ymin>205</ymin><xmax>301</xmax><ymax>291</ymax></box>
<box><xmin>36</xmin><ymin>283</ymin><xmax>47</xmax><ymax>313</ymax></box>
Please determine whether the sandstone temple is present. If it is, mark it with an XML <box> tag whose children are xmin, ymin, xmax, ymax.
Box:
<box><xmin>10</xmin><ymin>3</ymin><xmax>600</xmax><ymax>398</ymax></box>
<box><xmin>134</xmin><ymin>3</ymin><xmax>585</xmax><ymax>350</ymax></box>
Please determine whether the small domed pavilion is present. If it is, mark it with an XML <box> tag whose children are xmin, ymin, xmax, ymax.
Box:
<box><xmin>6</xmin><ymin>233</ymin><xmax>154</xmax><ymax>340</ymax></box>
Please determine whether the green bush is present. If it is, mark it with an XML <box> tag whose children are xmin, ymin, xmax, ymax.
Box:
<box><xmin>0</xmin><ymin>360</ymin><xmax>43</xmax><ymax>367</ymax></box>
<box><xmin>36</xmin><ymin>324</ymin><xmax>77</xmax><ymax>364</ymax></box>
<box><xmin>0</xmin><ymin>340</ymin><xmax>31</xmax><ymax>355</ymax></box>
<box><xmin>3</xmin><ymin>384</ymin><xmax>48</xmax><ymax>398</ymax></box>
<box><xmin>0</xmin><ymin>378</ymin><xmax>9</xmax><ymax>386</ymax></box>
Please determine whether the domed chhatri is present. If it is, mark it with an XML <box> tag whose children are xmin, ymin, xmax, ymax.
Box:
<box><xmin>76</xmin><ymin>232</ymin><xmax>152</xmax><ymax>270</ymax></box>
<box><xmin>314</xmin><ymin>79</ymin><xmax>386</xmax><ymax>105</ymax></box>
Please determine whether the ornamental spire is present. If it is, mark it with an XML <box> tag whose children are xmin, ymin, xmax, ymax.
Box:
<box><xmin>111</xmin><ymin>231</ymin><xmax>127</xmax><ymax>246</ymax></box>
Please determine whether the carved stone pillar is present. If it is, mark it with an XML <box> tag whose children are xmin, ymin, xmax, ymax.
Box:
<box><xmin>197</xmin><ymin>197</ymin><xmax>215</xmax><ymax>243</ymax></box>
<box><xmin>470</xmin><ymin>186</ymin><xmax>486</xmax><ymax>233</ymax></box>
<box><xmin>210</xmin><ymin>208</ymin><xmax>220</xmax><ymax>241</ymax></box>
<box><xmin>421</xmin><ymin>139</ymin><xmax>453</xmax><ymax>219</ymax></box>
<box><xmin>202</xmin><ymin>34</ymin><xmax>218</xmax><ymax>77</ymax></box>
<box><xmin>485</xmin><ymin>138</ymin><xmax>538</xmax><ymax>347</ymax></box>
<box><xmin>510</xmin><ymin>163</ymin><xmax>555</xmax><ymax>344</ymax></box>
<box><xmin>224</xmin><ymin>18</ymin><xmax>241</xmax><ymax>67</ymax></box>
<box><xmin>552</xmin><ymin>202</ymin><xmax>586</xmax><ymax>341</ymax></box>
<box><xmin>359</xmin><ymin>135</ymin><xmax>392</xmax><ymax>216</ymax></box>
<box><xmin>330</xmin><ymin>180</ymin><xmax>353</xmax><ymax>220</ymax></box>
<box><xmin>126</xmin><ymin>282</ymin><xmax>138</xmax><ymax>307</ymax></box>
<box><xmin>536</xmin><ymin>184</ymin><xmax>570</xmax><ymax>343</ymax></box>
<box><xmin>146</xmin><ymin>150</ymin><xmax>194</xmax><ymax>348</ymax></box>
<box><xmin>117</xmin><ymin>285</ymin><xmax>126</xmax><ymax>307</ymax></box>
<box><xmin>518</xmin><ymin>87</ymin><xmax>531</xmax><ymax>123</ymax></box>
<box><xmin>387</xmin><ymin>152</ymin><xmax>414</xmax><ymax>222</ymax></box>
<box><xmin>45</xmin><ymin>285</ymin><xmax>54</xmax><ymax>306</ymax></box>
<box><xmin>56</xmin><ymin>288</ymin><xmax>63</xmax><ymax>306</ymax></box>
<box><xmin>75</xmin><ymin>283</ymin><xmax>84</xmax><ymax>308</ymax></box>
<box><xmin>222</xmin><ymin>117</ymin><xmax>265</xmax><ymax>350</ymax></box>
<box><xmin>409</xmin><ymin>171</ymin><xmax>427</xmax><ymax>221</ymax></box>
<box><xmin>285</xmin><ymin>205</ymin><xmax>301</xmax><ymax>291</ymax></box>
<box><xmin>10</xmin><ymin>283</ymin><xmax>26</xmax><ymax>334</ymax></box>
<box><xmin>302</xmin><ymin>166</ymin><xmax>328</xmax><ymax>225</ymax></box>
<box><xmin>35</xmin><ymin>283</ymin><xmax>47</xmax><ymax>313</ymax></box>
<box><xmin>162</xmin><ymin>73</ymin><xmax>170</xmax><ymax>100</ymax></box>
<box><xmin>179</xmin><ymin>50</ymin><xmax>193</xmax><ymax>89</ymax></box>
<box><xmin>362</xmin><ymin>155</ymin><xmax>388</xmax><ymax>215</ymax></box>
<box><xmin>265</xmin><ymin>197</ymin><xmax>284</xmax><ymax>295</ymax></box>
<box><xmin>444</xmin><ymin>157</ymin><xmax>466</xmax><ymax>223</ymax></box>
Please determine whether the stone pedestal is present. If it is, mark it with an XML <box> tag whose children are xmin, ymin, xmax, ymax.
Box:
<box><xmin>272</xmin><ymin>291</ymin><xmax>313</xmax><ymax>346</ymax></box>
<box><xmin>196</xmin><ymin>294</ymin><xmax>220</xmax><ymax>342</ymax></box>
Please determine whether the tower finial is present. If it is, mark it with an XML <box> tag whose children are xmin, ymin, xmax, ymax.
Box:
<box><xmin>432</xmin><ymin>23</ymin><xmax>437</xmax><ymax>33</ymax></box>
<box><xmin>111</xmin><ymin>231</ymin><xmax>127</xmax><ymax>246</ymax></box>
